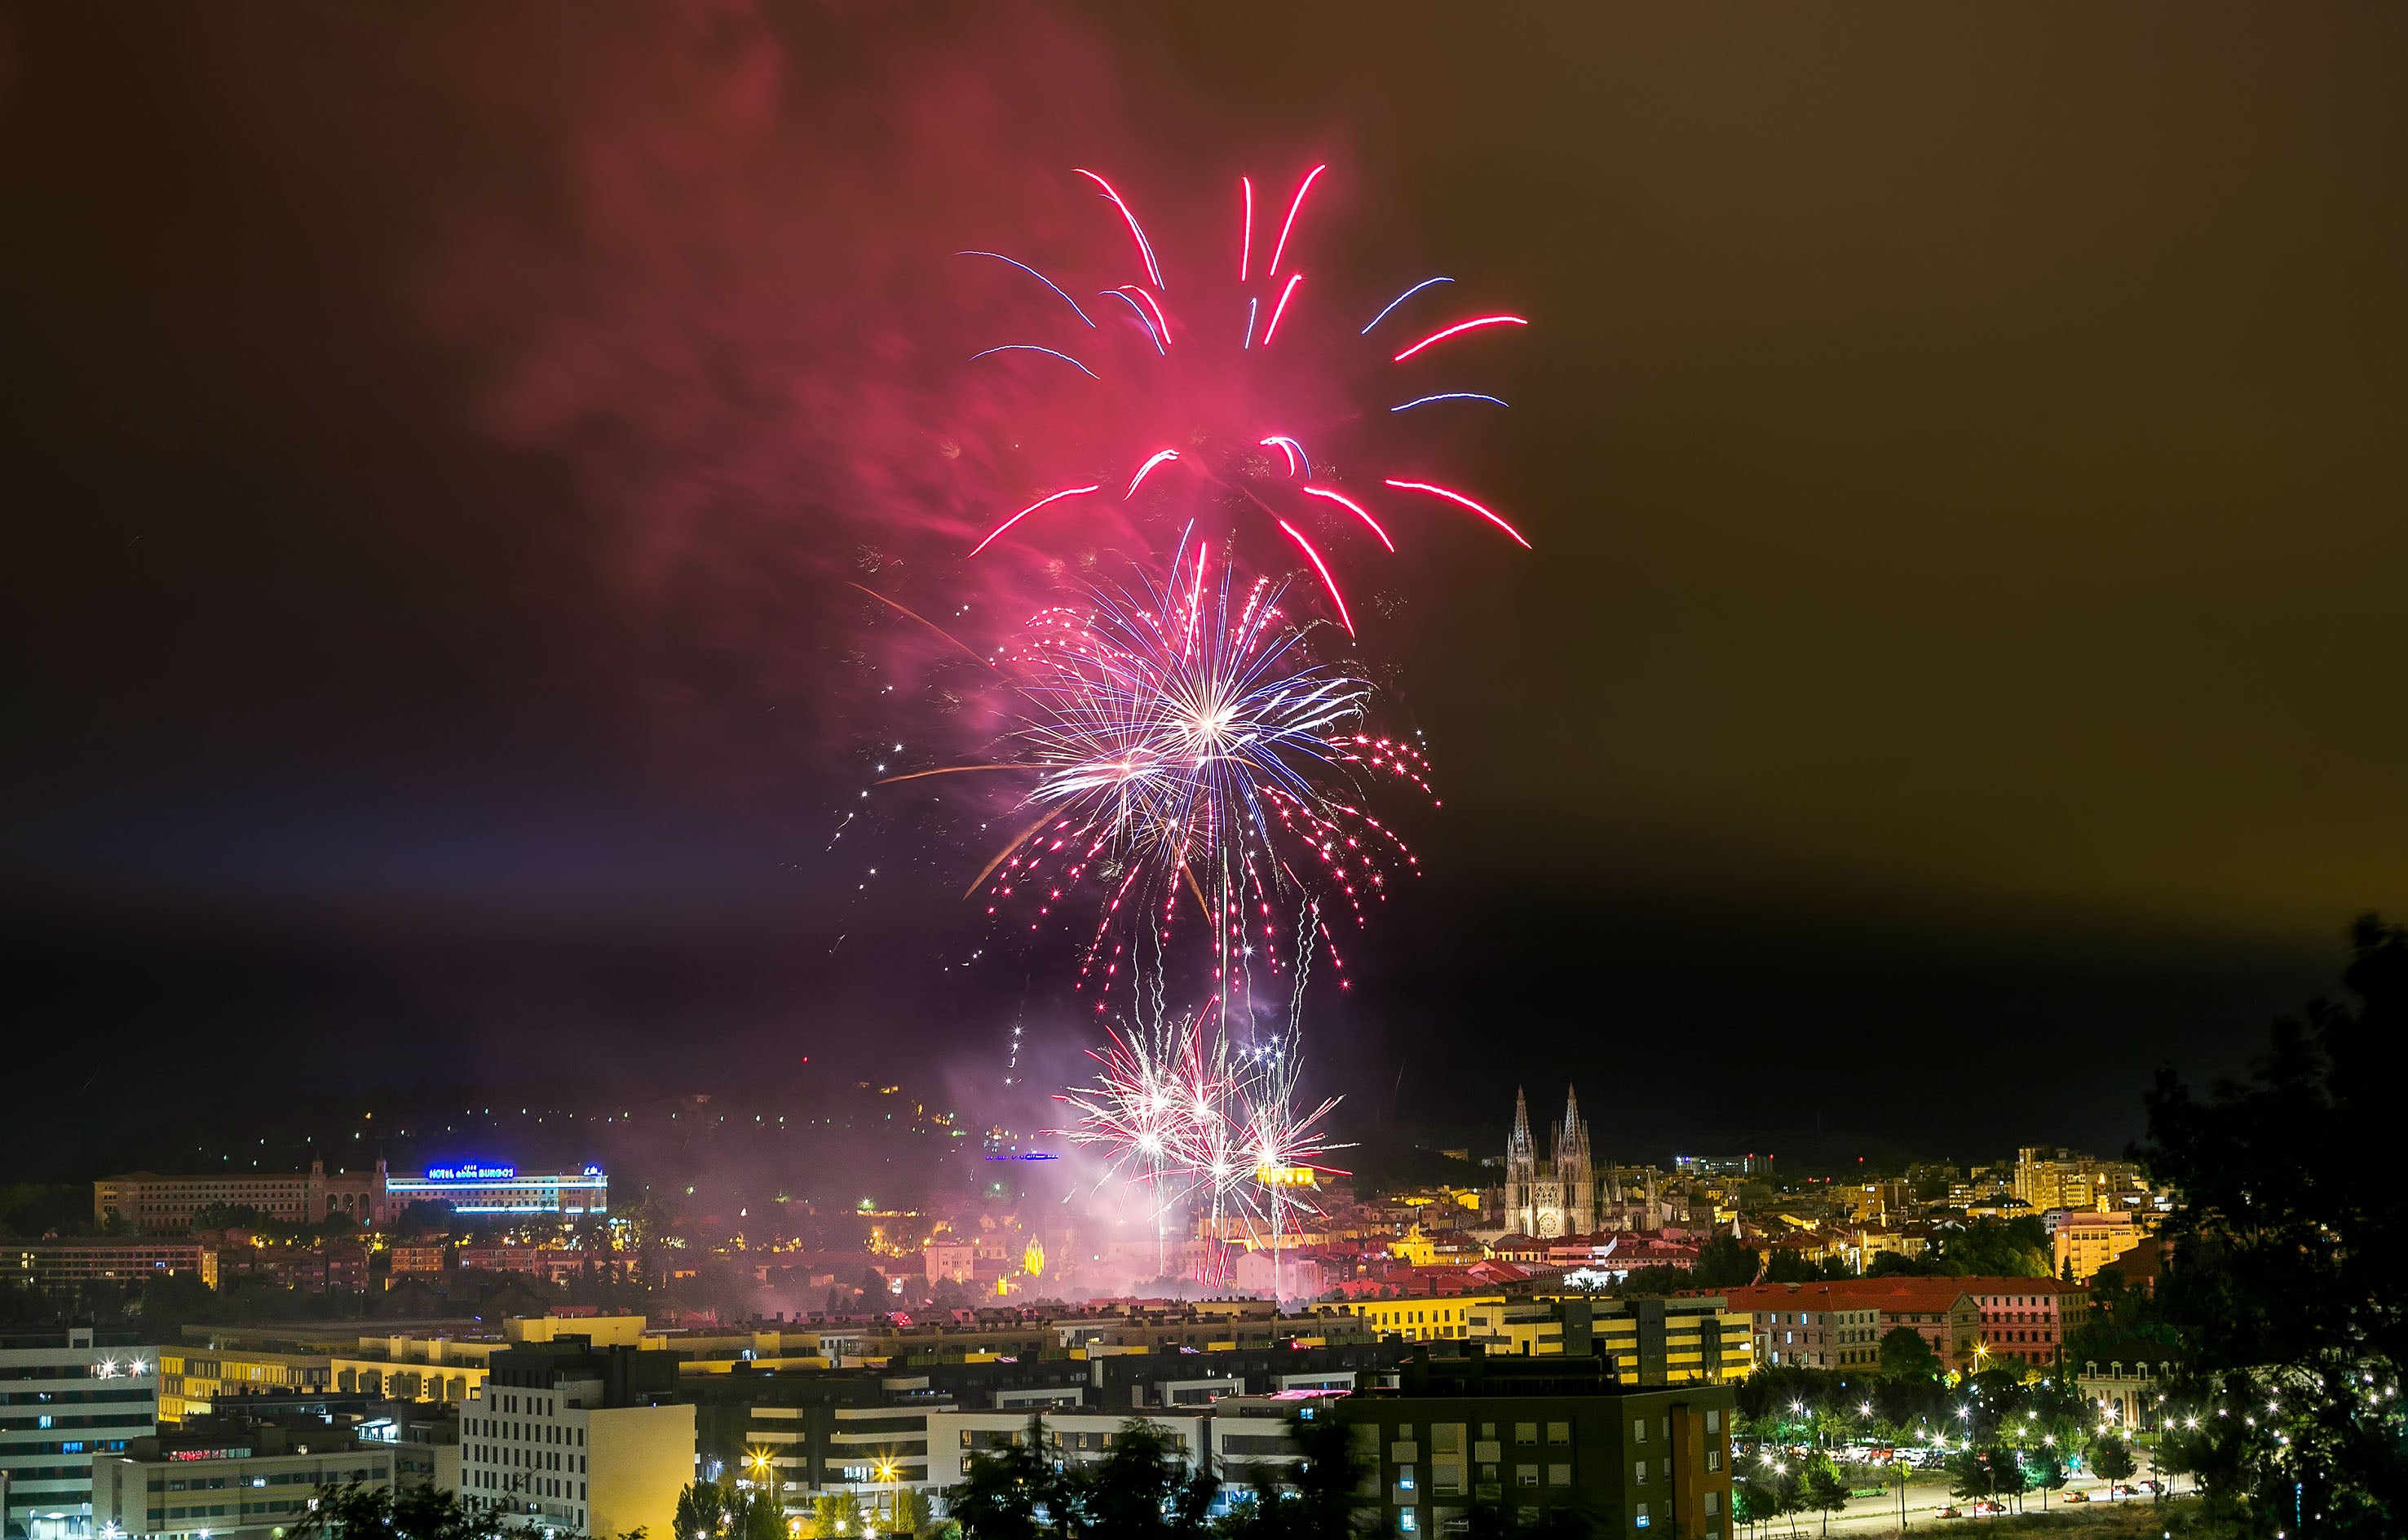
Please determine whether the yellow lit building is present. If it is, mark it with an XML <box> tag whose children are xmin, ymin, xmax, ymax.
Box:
<box><xmin>1460</xmin><ymin>1296</ymin><xmax>1752</xmax><ymax>1384</ymax></box>
<box><xmin>2052</xmin><ymin>1210</ymin><xmax>2141</xmax><ymax>1281</ymax></box>
<box><xmin>1319</xmin><ymin>1294</ymin><xmax>1504</xmax><ymax>1343</ymax></box>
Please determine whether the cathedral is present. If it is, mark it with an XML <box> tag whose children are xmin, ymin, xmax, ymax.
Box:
<box><xmin>1498</xmin><ymin>1086</ymin><xmax>1671</xmax><ymax>1237</ymax></box>
<box><xmin>1501</xmin><ymin>1086</ymin><xmax>1595</xmax><ymax>1238</ymax></box>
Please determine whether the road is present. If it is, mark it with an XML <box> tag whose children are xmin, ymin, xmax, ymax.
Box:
<box><xmin>1751</xmin><ymin>1466</ymin><xmax>2192</xmax><ymax>1536</ymax></box>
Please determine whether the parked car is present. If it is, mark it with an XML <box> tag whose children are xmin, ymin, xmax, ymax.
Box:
<box><xmin>1969</xmin><ymin>1501</ymin><xmax>2006</xmax><ymax>1516</ymax></box>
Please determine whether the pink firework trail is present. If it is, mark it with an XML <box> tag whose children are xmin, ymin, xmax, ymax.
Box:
<box><xmin>960</xmin><ymin>162</ymin><xmax>1536</xmax><ymax>638</ymax></box>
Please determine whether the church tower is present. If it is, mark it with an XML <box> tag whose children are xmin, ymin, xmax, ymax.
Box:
<box><xmin>1554</xmin><ymin>1086</ymin><xmax>1594</xmax><ymax>1237</ymax></box>
<box><xmin>1504</xmin><ymin>1087</ymin><xmax>1538</xmax><ymax>1235</ymax></box>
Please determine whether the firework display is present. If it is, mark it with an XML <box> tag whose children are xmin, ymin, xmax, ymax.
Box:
<box><xmin>981</xmin><ymin>532</ymin><xmax>1433</xmax><ymax>1010</ymax></box>
<box><xmin>872</xmin><ymin>162</ymin><xmax>1530</xmax><ymax>1284</ymax></box>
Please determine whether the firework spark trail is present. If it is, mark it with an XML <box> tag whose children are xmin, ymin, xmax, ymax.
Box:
<box><xmin>1056</xmin><ymin>913</ymin><xmax>1354</xmax><ymax>1282</ymax></box>
<box><xmin>957</xmin><ymin>533</ymin><xmax>1435</xmax><ymax>1018</ymax></box>
<box><xmin>957</xmin><ymin>165</ymin><xmax>1535</xmax><ymax>639</ymax></box>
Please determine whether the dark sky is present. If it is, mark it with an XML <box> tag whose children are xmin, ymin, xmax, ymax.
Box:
<box><xmin>5</xmin><ymin>4</ymin><xmax>2404</xmax><ymax>1175</ymax></box>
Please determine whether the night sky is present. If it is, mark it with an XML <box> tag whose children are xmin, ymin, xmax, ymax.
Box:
<box><xmin>6</xmin><ymin>5</ymin><xmax>2405</xmax><ymax>1176</ymax></box>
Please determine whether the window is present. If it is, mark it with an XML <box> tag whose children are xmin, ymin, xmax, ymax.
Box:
<box><xmin>1634</xmin><ymin>1505</ymin><xmax>1650</xmax><ymax>1529</ymax></box>
<box><xmin>1515</xmin><ymin>1423</ymin><xmax>1537</xmax><ymax>1445</ymax></box>
<box><xmin>1516</xmin><ymin>1466</ymin><xmax>1539</xmax><ymax>1489</ymax></box>
<box><xmin>1634</xmin><ymin>1461</ymin><xmax>1648</xmax><ymax>1486</ymax></box>
<box><xmin>1547</xmin><ymin>1464</ymin><xmax>1571</xmax><ymax>1488</ymax></box>
<box><xmin>1632</xmin><ymin>1418</ymin><xmax>1647</xmax><ymax>1445</ymax></box>
<box><xmin>1703</xmin><ymin>1493</ymin><xmax>1720</xmax><ymax>1516</ymax></box>
<box><xmin>1704</xmin><ymin>1409</ymin><xmax>1721</xmax><ymax>1435</ymax></box>
<box><xmin>1546</xmin><ymin>1423</ymin><xmax>1570</xmax><ymax>1447</ymax></box>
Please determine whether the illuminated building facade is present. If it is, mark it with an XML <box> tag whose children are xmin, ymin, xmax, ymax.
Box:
<box><xmin>90</xmin><ymin>1419</ymin><xmax>395</xmax><ymax>1540</ymax></box>
<box><xmin>460</xmin><ymin>1346</ymin><xmax>691</xmax><ymax>1540</ymax></box>
<box><xmin>1500</xmin><ymin>1089</ymin><xmax>1594</xmax><ymax>1239</ymax></box>
<box><xmin>94</xmin><ymin>1163</ymin><xmax>607</xmax><ymax>1233</ymax></box>
<box><xmin>0</xmin><ymin>1327</ymin><xmax>158</xmax><ymax>1540</ymax></box>
<box><xmin>384</xmin><ymin>1165</ymin><xmax>608</xmax><ymax>1217</ymax></box>
<box><xmin>92</xmin><ymin>1164</ymin><xmax>382</xmax><ymax>1232</ymax></box>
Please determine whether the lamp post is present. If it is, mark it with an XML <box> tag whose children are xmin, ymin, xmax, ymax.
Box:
<box><xmin>874</xmin><ymin>1459</ymin><xmax>900</xmax><ymax>1535</ymax></box>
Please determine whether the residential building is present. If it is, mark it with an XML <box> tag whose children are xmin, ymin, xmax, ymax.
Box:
<box><xmin>458</xmin><ymin>1344</ymin><xmax>691</xmax><ymax>1540</ymax></box>
<box><xmin>0</xmin><ymin>1327</ymin><xmax>159</xmax><ymax>1540</ymax></box>
<box><xmin>1318</xmin><ymin>1295</ymin><xmax>1503</xmax><ymax>1344</ymax></box>
<box><xmin>205</xmin><ymin>1239</ymin><xmax>369</xmax><ymax>1294</ymax></box>
<box><xmin>1718</xmin><ymin>1281</ymin><xmax>1978</xmax><ymax>1373</ymax></box>
<box><xmin>689</xmin><ymin>1340</ymin><xmax>1416</xmax><ymax>1504</ymax></box>
<box><xmin>358</xmin><ymin>1402</ymin><xmax>460</xmax><ymax>1494</ymax></box>
<box><xmin>7</xmin><ymin>1243</ymin><xmax>206</xmax><ymax>1295</ymax></box>
<box><xmin>1717</xmin><ymin>1277</ymin><xmax>2083</xmax><ymax>1374</ymax></box>
<box><xmin>928</xmin><ymin>1407</ymin><xmax>1208</xmax><ymax>1482</ymax></box>
<box><xmin>89</xmin><ymin>1417</ymin><xmax>394</xmax><ymax>1540</ymax></box>
<box><xmin>2050</xmin><ymin>1210</ymin><xmax>2141</xmax><ymax>1282</ymax></box>
<box><xmin>1964</xmin><ymin>1281</ymin><xmax>2086</xmax><ymax>1368</ymax></box>
<box><xmin>385</xmin><ymin>1246</ymin><xmax>448</xmax><ymax>1287</ymax></box>
<box><xmin>1445</xmin><ymin>1298</ymin><xmax>1749</xmax><ymax>1386</ymax></box>
<box><xmin>2012</xmin><ymin>1148</ymin><xmax>2145</xmax><ymax>1216</ymax></box>
<box><xmin>1328</xmin><ymin>1352</ymin><xmax>1739</xmax><ymax>1539</ymax></box>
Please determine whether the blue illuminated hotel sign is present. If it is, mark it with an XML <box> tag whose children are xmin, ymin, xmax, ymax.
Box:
<box><xmin>425</xmin><ymin>1164</ymin><xmax>517</xmax><ymax>1181</ymax></box>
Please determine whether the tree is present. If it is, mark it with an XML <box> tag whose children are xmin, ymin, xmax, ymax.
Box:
<box><xmin>1876</xmin><ymin>1327</ymin><xmax>1941</xmax><ymax>1382</ymax></box>
<box><xmin>1800</xmin><ymin>1459</ymin><xmax>1848</xmax><ymax>1535</ymax></box>
<box><xmin>1074</xmin><ymin>1421</ymin><xmax>1214</xmax><ymax>1540</ymax></box>
<box><xmin>810</xmin><ymin>1494</ymin><xmax>866</xmax><ymax>1540</ymax></box>
<box><xmin>1217</xmin><ymin>1411</ymin><xmax>1376</xmax><ymax>1540</ymax></box>
<box><xmin>2088</xmin><ymin>1434</ymin><xmax>2136</xmax><ymax>1485</ymax></box>
<box><xmin>889</xmin><ymin>1488</ymin><xmax>932</xmax><ymax>1538</ymax></box>
<box><xmin>1945</xmin><ymin>1446</ymin><xmax>1994</xmax><ymax>1507</ymax></box>
<box><xmin>2139</xmin><ymin>914</ymin><xmax>2408</xmax><ymax>1531</ymax></box>
<box><xmin>948</xmin><ymin>1422</ymin><xmax>1059</xmax><ymax>1540</ymax></box>
<box><xmin>676</xmin><ymin>1481</ymin><xmax>731</xmax><ymax>1540</ymax></box>
<box><xmin>1692</xmin><ymin>1236</ymin><xmax>1761</xmax><ymax>1289</ymax></box>
<box><xmin>293</xmin><ymin>1480</ymin><xmax>508</xmax><ymax>1540</ymax></box>
<box><xmin>1730</xmin><ymin>1472</ymin><xmax>1779</xmax><ymax>1539</ymax></box>
<box><xmin>1863</xmin><ymin>1253</ymin><xmax>1946</xmax><ymax>1279</ymax></box>
<box><xmin>732</xmin><ymin>1491</ymin><xmax>787</xmax><ymax>1540</ymax></box>
<box><xmin>2024</xmin><ymin>1446</ymin><xmax>2068</xmax><ymax>1511</ymax></box>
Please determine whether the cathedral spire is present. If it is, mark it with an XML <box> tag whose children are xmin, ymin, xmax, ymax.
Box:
<box><xmin>1556</xmin><ymin>1086</ymin><xmax>1593</xmax><ymax>1235</ymax></box>
<box><xmin>1506</xmin><ymin>1086</ymin><xmax>1536</xmax><ymax>1182</ymax></box>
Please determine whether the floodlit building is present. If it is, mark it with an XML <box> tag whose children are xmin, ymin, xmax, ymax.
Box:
<box><xmin>2050</xmin><ymin>1210</ymin><xmax>2141</xmax><ymax>1282</ymax></box>
<box><xmin>1500</xmin><ymin>1089</ymin><xmax>1595</xmax><ymax>1239</ymax></box>
<box><xmin>458</xmin><ymin>1344</ymin><xmax>691</xmax><ymax>1540</ymax></box>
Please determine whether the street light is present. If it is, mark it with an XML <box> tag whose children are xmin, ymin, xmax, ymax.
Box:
<box><xmin>874</xmin><ymin>1459</ymin><xmax>901</xmax><ymax>1533</ymax></box>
